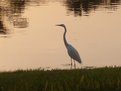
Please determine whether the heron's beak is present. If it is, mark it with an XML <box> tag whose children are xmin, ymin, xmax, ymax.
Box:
<box><xmin>56</xmin><ymin>24</ymin><xmax>61</xmax><ymax>26</ymax></box>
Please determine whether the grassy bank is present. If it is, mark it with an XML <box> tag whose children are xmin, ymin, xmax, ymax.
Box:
<box><xmin>0</xmin><ymin>67</ymin><xmax>121</xmax><ymax>91</ymax></box>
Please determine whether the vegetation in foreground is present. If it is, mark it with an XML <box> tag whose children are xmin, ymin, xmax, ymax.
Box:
<box><xmin>0</xmin><ymin>67</ymin><xmax>121</xmax><ymax>91</ymax></box>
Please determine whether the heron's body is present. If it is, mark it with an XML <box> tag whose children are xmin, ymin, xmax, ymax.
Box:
<box><xmin>56</xmin><ymin>24</ymin><xmax>81</xmax><ymax>68</ymax></box>
<box><xmin>67</xmin><ymin>44</ymin><xmax>81</xmax><ymax>63</ymax></box>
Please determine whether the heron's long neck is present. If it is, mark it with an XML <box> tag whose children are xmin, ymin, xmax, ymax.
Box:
<box><xmin>63</xmin><ymin>26</ymin><xmax>68</xmax><ymax>47</ymax></box>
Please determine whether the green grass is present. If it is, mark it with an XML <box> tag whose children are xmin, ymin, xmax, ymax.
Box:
<box><xmin>0</xmin><ymin>67</ymin><xmax>121</xmax><ymax>91</ymax></box>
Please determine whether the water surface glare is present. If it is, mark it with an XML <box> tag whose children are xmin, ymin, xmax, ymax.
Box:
<box><xmin>0</xmin><ymin>0</ymin><xmax>121</xmax><ymax>71</ymax></box>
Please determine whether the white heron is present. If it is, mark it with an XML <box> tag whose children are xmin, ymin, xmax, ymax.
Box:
<box><xmin>56</xmin><ymin>24</ymin><xmax>82</xmax><ymax>68</ymax></box>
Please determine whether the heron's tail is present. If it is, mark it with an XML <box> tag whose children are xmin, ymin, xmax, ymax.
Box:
<box><xmin>78</xmin><ymin>58</ymin><xmax>82</xmax><ymax>64</ymax></box>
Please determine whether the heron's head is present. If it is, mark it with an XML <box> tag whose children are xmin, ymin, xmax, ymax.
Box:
<box><xmin>56</xmin><ymin>24</ymin><xmax>65</xmax><ymax>28</ymax></box>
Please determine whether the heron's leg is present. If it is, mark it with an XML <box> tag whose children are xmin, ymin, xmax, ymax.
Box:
<box><xmin>74</xmin><ymin>60</ymin><xmax>76</xmax><ymax>69</ymax></box>
<box><xmin>71</xmin><ymin>58</ymin><xmax>72</xmax><ymax>69</ymax></box>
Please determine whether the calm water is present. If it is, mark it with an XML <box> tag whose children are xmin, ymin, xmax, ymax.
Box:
<box><xmin>0</xmin><ymin>0</ymin><xmax>121</xmax><ymax>71</ymax></box>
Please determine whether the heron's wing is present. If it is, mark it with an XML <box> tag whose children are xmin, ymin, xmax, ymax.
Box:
<box><xmin>67</xmin><ymin>44</ymin><xmax>81</xmax><ymax>63</ymax></box>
